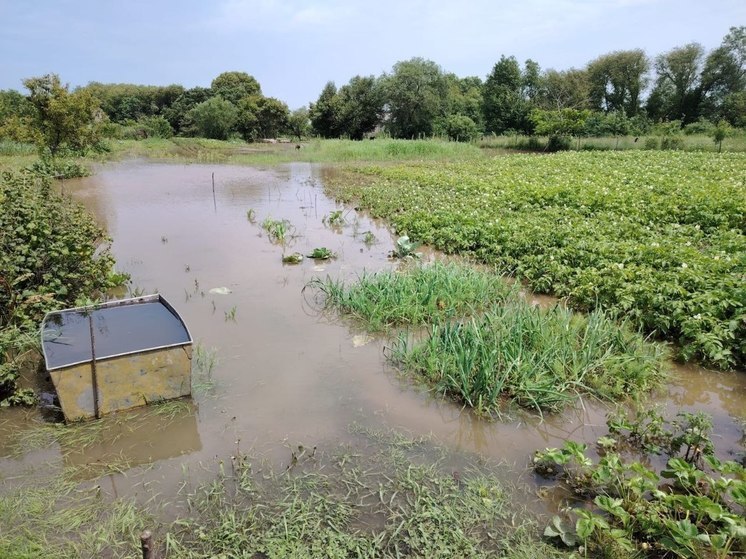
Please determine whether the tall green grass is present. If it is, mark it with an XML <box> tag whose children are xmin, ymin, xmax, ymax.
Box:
<box><xmin>309</xmin><ymin>261</ymin><xmax>513</xmax><ymax>331</ymax></box>
<box><xmin>313</xmin><ymin>262</ymin><xmax>667</xmax><ymax>414</ymax></box>
<box><xmin>391</xmin><ymin>303</ymin><xmax>667</xmax><ymax>415</ymax></box>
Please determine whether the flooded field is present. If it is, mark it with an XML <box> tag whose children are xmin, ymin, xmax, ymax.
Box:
<box><xmin>1</xmin><ymin>160</ymin><xmax>744</xmax><ymax>515</ymax></box>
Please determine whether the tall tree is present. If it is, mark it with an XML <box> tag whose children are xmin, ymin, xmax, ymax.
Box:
<box><xmin>337</xmin><ymin>75</ymin><xmax>384</xmax><ymax>140</ymax></box>
<box><xmin>537</xmin><ymin>69</ymin><xmax>591</xmax><ymax>110</ymax></box>
<box><xmin>23</xmin><ymin>74</ymin><xmax>102</xmax><ymax>155</ymax></box>
<box><xmin>287</xmin><ymin>107</ymin><xmax>310</xmax><ymax>140</ymax></box>
<box><xmin>309</xmin><ymin>82</ymin><xmax>343</xmax><ymax>138</ymax></box>
<box><xmin>649</xmin><ymin>43</ymin><xmax>705</xmax><ymax>123</ymax></box>
<box><xmin>482</xmin><ymin>55</ymin><xmax>530</xmax><ymax>134</ymax></box>
<box><xmin>383</xmin><ymin>58</ymin><xmax>448</xmax><ymax>138</ymax></box>
<box><xmin>587</xmin><ymin>50</ymin><xmax>649</xmax><ymax>115</ymax></box>
<box><xmin>700</xmin><ymin>26</ymin><xmax>746</xmax><ymax>123</ymax></box>
<box><xmin>210</xmin><ymin>71</ymin><xmax>261</xmax><ymax>105</ymax></box>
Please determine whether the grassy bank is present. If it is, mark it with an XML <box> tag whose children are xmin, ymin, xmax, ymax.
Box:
<box><xmin>104</xmin><ymin>137</ymin><xmax>486</xmax><ymax>165</ymax></box>
<box><xmin>326</xmin><ymin>151</ymin><xmax>746</xmax><ymax>370</ymax></box>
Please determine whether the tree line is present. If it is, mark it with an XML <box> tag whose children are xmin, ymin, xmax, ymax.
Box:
<box><xmin>310</xmin><ymin>26</ymin><xmax>744</xmax><ymax>141</ymax></box>
<box><xmin>0</xmin><ymin>26</ymin><xmax>742</xmax><ymax>153</ymax></box>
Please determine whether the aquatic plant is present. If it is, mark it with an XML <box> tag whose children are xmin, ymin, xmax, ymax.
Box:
<box><xmin>261</xmin><ymin>217</ymin><xmax>294</xmax><ymax>244</ymax></box>
<box><xmin>307</xmin><ymin>247</ymin><xmax>335</xmax><ymax>260</ymax></box>
<box><xmin>390</xmin><ymin>235</ymin><xmax>420</xmax><ymax>259</ymax></box>
<box><xmin>322</xmin><ymin>209</ymin><xmax>345</xmax><ymax>227</ymax></box>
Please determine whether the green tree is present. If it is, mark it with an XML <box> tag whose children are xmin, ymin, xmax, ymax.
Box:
<box><xmin>163</xmin><ymin>87</ymin><xmax>214</xmax><ymax>134</ymax></box>
<box><xmin>711</xmin><ymin>120</ymin><xmax>733</xmax><ymax>152</ymax></box>
<box><xmin>210</xmin><ymin>71</ymin><xmax>262</xmax><ymax>105</ymax></box>
<box><xmin>587</xmin><ymin>50</ymin><xmax>649</xmax><ymax>115</ymax></box>
<box><xmin>442</xmin><ymin>74</ymin><xmax>484</xmax><ymax>132</ymax></box>
<box><xmin>0</xmin><ymin>89</ymin><xmax>35</xmax><ymax>142</ymax></box>
<box><xmin>649</xmin><ymin>43</ymin><xmax>705</xmax><ymax>123</ymax></box>
<box><xmin>482</xmin><ymin>55</ymin><xmax>530</xmax><ymax>134</ymax></box>
<box><xmin>537</xmin><ymin>69</ymin><xmax>591</xmax><ymax>110</ymax></box>
<box><xmin>383</xmin><ymin>58</ymin><xmax>448</xmax><ymax>138</ymax></box>
<box><xmin>187</xmin><ymin>96</ymin><xmax>237</xmax><ymax>139</ymax></box>
<box><xmin>23</xmin><ymin>74</ymin><xmax>103</xmax><ymax>155</ymax></box>
<box><xmin>235</xmin><ymin>95</ymin><xmax>261</xmax><ymax>141</ymax></box>
<box><xmin>255</xmin><ymin>96</ymin><xmax>289</xmax><ymax>139</ymax></box>
<box><xmin>337</xmin><ymin>75</ymin><xmax>384</xmax><ymax>140</ymax></box>
<box><xmin>443</xmin><ymin>114</ymin><xmax>479</xmax><ymax>142</ymax></box>
<box><xmin>309</xmin><ymin>82</ymin><xmax>343</xmax><ymax>138</ymax></box>
<box><xmin>700</xmin><ymin>26</ymin><xmax>746</xmax><ymax>124</ymax></box>
<box><xmin>287</xmin><ymin>107</ymin><xmax>310</xmax><ymax>140</ymax></box>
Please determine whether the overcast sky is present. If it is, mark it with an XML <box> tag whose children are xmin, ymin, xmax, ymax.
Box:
<box><xmin>1</xmin><ymin>0</ymin><xmax>743</xmax><ymax>109</ymax></box>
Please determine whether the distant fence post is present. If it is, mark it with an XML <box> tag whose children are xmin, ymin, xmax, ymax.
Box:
<box><xmin>141</xmin><ymin>530</ymin><xmax>154</xmax><ymax>559</ymax></box>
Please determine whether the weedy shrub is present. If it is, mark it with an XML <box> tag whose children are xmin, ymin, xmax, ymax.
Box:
<box><xmin>27</xmin><ymin>157</ymin><xmax>90</xmax><ymax>179</ymax></box>
<box><xmin>0</xmin><ymin>171</ymin><xmax>124</xmax><ymax>405</ymax></box>
<box><xmin>534</xmin><ymin>410</ymin><xmax>746</xmax><ymax>558</ymax></box>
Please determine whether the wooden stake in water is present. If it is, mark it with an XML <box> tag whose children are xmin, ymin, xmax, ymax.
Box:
<box><xmin>140</xmin><ymin>530</ymin><xmax>154</xmax><ymax>559</ymax></box>
<box><xmin>212</xmin><ymin>172</ymin><xmax>216</xmax><ymax>211</ymax></box>
<box><xmin>88</xmin><ymin>313</ymin><xmax>101</xmax><ymax>419</ymax></box>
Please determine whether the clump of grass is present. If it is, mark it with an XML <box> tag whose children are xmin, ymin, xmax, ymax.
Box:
<box><xmin>309</xmin><ymin>261</ymin><xmax>513</xmax><ymax>331</ymax></box>
<box><xmin>391</xmin><ymin>302</ymin><xmax>668</xmax><ymax>415</ymax></box>
<box><xmin>322</xmin><ymin>209</ymin><xmax>345</xmax><ymax>227</ymax></box>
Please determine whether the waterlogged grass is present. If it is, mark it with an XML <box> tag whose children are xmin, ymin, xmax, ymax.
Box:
<box><xmin>329</xmin><ymin>151</ymin><xmax>746</xmax><ymax>369</ymax></box>
<box><xmin>0</xmin><ymin>473</ymin><xmax>149</xmax><ymax>559</ymax></box>
<box><xmin>0</xmin><ymin>426</ymin><xmax>568</xmax><ymax>559</ymax></box>
<box><xmin>167</xmin><ymin>426</ymin><xmax>565</xmax><ymax>559</ymax></box>
<box><xmin>309</xmin><ymin>261</ymin><xmax>513</xmax><ymax>331</ymax></box>
<box><xmin>391</xmin><ymin>303</ymin><xmax>667</xmax><ymax>415</ymax></box>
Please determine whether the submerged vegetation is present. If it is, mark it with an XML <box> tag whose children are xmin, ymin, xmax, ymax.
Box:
<box><xmin>329</xmin><ymin>151</ymin><xmax>746</xmax><ymax>369</ymax></box>
<box><xmin>0</xmin><ymin>423</ymin><xmax>568</xmax><ymax>559</ymax></box>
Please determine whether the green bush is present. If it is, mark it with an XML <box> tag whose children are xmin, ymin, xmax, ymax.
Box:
<box><xmin>443</xmin><ymin>115</ymin><xmax>480</xmax><ymax>142</ymax></box>
<box><xmin>643</xmin><ymin>137</ymin><xmax>659</xmax><ymax>150</ymax></box>
<box><xmin>546</xmin><ymin>135</ymin><xmax>571</xmax><ymax>151</ymax></box>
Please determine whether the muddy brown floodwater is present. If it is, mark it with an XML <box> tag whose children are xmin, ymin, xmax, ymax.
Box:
<box><xmin>1</xmin><ymin>161</ymin><xmax>744</xmax><ymax>513</ymax></box>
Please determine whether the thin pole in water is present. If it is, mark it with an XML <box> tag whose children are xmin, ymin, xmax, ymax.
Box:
<box><xmin>212</xmin><ymin>172</ymin><xmax>216</xmax><ymax>211</ymax></box>
<box><xmin>88</xmin><ymin>313</ymin><xmax>101</xmax><ymax>419</ymax></box>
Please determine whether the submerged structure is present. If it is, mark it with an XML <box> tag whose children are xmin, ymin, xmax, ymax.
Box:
<box><xmin>41</xmin><ymin>294</ymin><xmax>193</xmax><ymax>422</ymax></box>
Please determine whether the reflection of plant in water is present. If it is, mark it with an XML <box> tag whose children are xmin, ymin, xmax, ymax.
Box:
<box><xmin>307</xmin><ymin>247</ymin><xmax>335</xmax><ymax>260</ymax></box>
<box><xmin>535</xmin><ymin>408</ymin><xmax>746</xmax><ymax>558</ymax></box>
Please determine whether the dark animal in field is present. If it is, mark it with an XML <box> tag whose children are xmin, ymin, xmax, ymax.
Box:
<box><xmin>634</xmin><ymin>137</ymin><xmax>639</xmax><ymax>142</ymax></box>
<box><xmin>295</xmin><ymin>144</ymin><xmax>301</xmax><ymax>150</ymax></box>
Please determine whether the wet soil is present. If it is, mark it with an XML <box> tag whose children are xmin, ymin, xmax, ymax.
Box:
<box><xmin>1</xmin><ymin>161</ymin><xmax>743</xmax><ymax>513</ymax></box>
